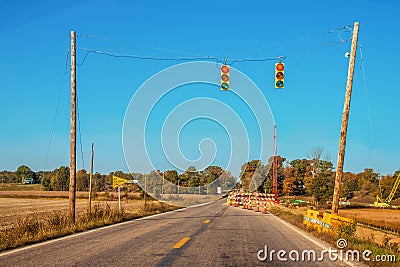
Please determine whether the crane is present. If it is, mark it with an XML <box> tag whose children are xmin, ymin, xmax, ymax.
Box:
<box><xmin>374</xmin><ymin>173</ymin><xmax>400</xmax><ymax>207</ymax></box>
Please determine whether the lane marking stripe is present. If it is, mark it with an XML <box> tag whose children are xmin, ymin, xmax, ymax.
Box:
<box><xmin>203</xmin><ymin>219</ymin><xmax>211</xmax><ymax>224</ymax></box>
<box><xmin>173</xmin><ymin>237</ymin><xmax>190</xmax><ymax>249</ymax></box>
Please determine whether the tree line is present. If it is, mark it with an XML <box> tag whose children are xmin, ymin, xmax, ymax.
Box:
<box><xmin>0</xmin><ymin>165</ymin><xmax>237</xmax><ymax>196</ymax></box>
<box><xmin>239</xmin><ymin>148</ymin><xmax>400</xmax><ymax>206</ymax></box>
<box><xmin>1</xmin><ymin>147</ymin><xmax>399</xmax><ymax>205</ymax></box>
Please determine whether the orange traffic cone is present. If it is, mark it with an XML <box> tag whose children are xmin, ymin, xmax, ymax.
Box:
<box><xmin>263</xmin><ymin>202</ymin><xmax>267</xmax><ymax>214</ymax></box>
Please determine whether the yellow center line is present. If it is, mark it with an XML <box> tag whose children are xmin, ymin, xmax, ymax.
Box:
<box><xmin>203</xmin><ymin>219</ymin><xmax>211</xmax><ymax>224</ymax></box>
<box><xmin>173</xmin><ymin>237</ymin><xmax>191</xmax><ymax>249</ymax></box>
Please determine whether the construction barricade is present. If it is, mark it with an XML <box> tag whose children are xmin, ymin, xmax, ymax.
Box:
<box><xmin>303</xmin><ymin>209</ymin><xmax>354</xmax><ymax>236</ymax></box>
<box><xmin>227</xmin><ymin>191</ymin><xmax>280</xmax><ymax>214</ymax></box>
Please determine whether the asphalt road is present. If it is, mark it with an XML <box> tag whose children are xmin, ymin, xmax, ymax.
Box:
<box><xmin>0</xmin><ymin>199</ymin><xmax>361</xmax><ymax>266</ymax></box>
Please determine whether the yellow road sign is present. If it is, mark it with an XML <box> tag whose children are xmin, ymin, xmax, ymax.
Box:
<box><xmin>112</xmin><ymin>175</ymin><xmax>130</xmax><ymax>189</ymax></box>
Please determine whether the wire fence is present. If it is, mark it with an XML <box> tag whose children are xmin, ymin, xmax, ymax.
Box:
<box><xmin>357</xmin><ymin>221</ymin><xmax>400</xmax><ymax>236</ymax></box>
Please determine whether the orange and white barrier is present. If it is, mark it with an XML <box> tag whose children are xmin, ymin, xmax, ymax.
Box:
<box><xmin>228</xmin><ymin>191</ymin><xmax>279</xmax><ymax>213</ymax></box>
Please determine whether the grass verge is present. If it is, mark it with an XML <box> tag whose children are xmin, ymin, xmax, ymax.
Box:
<box><xmin>269</xmin><ymin>206</ymin><xmax>400</xmax><ymax>266</ymax></box>
<box><xmin>0</xmin><ymin>201</ymin><xmax>178</xmax><ymax>252</ymax></box>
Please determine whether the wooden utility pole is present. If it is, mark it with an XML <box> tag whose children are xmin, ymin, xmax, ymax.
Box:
<box><xmin>69</xmin><ymin>30</ymin><xmax>77</xmax><ymax>223</ymax></box>
<box><xmin>88</xmin><ymin>143</ymin><xmax>94</xmax><ymax>214</ymax></box>
<box><xmin>331</xmin><ymin>22</ymin><xmax>360</xmax><ymax>214</ymax></box>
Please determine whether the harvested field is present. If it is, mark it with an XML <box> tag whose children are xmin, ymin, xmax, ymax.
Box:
<box><xmin>338</xmin><ymin>208</ymin><xmax>400</xmax><ymax>232</ymax></box>
<box><xmin>0</xmin><ymin>197</ymin><xmax>147</xmax><ymax>228</ymax></box>
<box><xmin>356</xmin><ymin>225</ymin><xmax>400</xmax><ymax>245</ymax></box>
<box><xmin>0</xmin><ymin>190</ymin><xmax>141</xmax><ymax>199</ymax></box>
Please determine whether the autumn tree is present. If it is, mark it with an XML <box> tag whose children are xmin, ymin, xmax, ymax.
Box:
<box><xmin>309</xmin><ymin>158</ymin><xmax>334</xmax><ymax>205</ymax></box>
<box><xmin>92</xmin><ymin>172</ymin><xmax>107</xmax><ymax>192</ymax></box>
<box><xmin>282</xmin><ymin>164</ymin><xmax>305</xmax><ymax>196</ymax></box>
<box><xmin>50</xmin><ymin>166</ymin><xmax>69</xmax><ymax>191</ymax></box>
<box><xmin>76</xmin><ymin>169</ymin><xmax>89</xmax><ymax>191</ymax></box>
<box><xmin>353</xmin><ymin>168</ymin><xmax>379</xmax><ymax>197</ymax></box>
<box><xmin>239</xmin><ymin>160</ymin><xmax>261</xmax><ymax>192</ymax></box>
<box><xmin>185</xmin><ymin>166</ymin><xmax>199</xmax><ymax>187</ymax></box>
<box><xmin>0</xmin><ymin>171</ymin><xmax>17</xmax><ymax>183</ymax></box>
<box><xmin>282</xmin><ymin>160</ymin><xmax>307</xmax><ymax>196</ymax></box>
<box><xmin>162</xmin><ymin>170</ymin><xmax>178</xmax><ymax>194</ymax></box>
<box><xmin>310</xmin><ymin>171</ymin><xmax>335</xmax><ymax>206</ymax></box>
<box><xmin>340</xmin><ymin>172</ymin><xmax>359</xmax><ymax>199</ymax></box>
<box><xmin>164</xmin><ymin>170</ymin><xmax>178</xmax><ymax>184</ymax></box>
<box><xmin>16</xmin><ymin>165</ymin><xmax>36</xmax><ymax>183</ymax></box>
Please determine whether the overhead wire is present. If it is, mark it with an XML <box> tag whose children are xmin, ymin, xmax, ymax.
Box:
<box><xmin>76</xmin><ymin>24</ymin><xmax>353</xmax><ymax>66</ymax></box>
<box><xmin>77</xmin><ymin>33</ymin><xmax>208</xmax><ymax>58</ymax></box>
<box><xmin>216</xmin><ymin>24</ymin><xmax>352</xmax><ymax>58</ymax></box>
<box><xmin>43</xmin><ymin>23</ymin><xmax>356</xmax><ymax>174</ymax></box>
<box><xmin>77</xmin><ymin>47</ymin><xmax>219</xmax><ymax>65</ymax></box>
<box><xmin>44</xmin><ymin>49</ymin><xmax>70</xmax><ymax>171</ymax></box>
<box><xmin>359</xmin><ymin>41</ymin><xmax>378</xmax><ymax>174</ymax></box>
<box><xmin>77</xmin><ymin>35</ymin><xmax>351</xmax><ymax>67</ymax></box>
<box><xmin>76</xmin><ymin>94</ymin><xmax>85</xmax><ymax>170</ymax></box>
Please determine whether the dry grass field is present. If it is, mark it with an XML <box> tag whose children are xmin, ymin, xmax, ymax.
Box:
<box><xmin>0</xmin><ymin>188</ymin><xmax>178</xmax><ymax>252</ymax></box>
<box><xmin>338</xmin><ymin>208</ymin><xmax>400</xmax><ymax>231</ymax></box>
<box><xmin>338</xmin><ymin>208</ymin><xmax>400</xmax><ymax>245</ymax></box>
<box><xmin>0</xmin><ymin>193</ymin><xmax>147</xmax><ymax>228</ymax></box>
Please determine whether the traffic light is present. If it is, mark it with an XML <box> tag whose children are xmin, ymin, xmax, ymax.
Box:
<box><xmin>220</xmin><ymin>65</ymin><xmax>230</xmax><ymax>90</ymax></box>
<box><xmin>275</xmin><ymin>63</ymin><xmax>284</xmax><ymax>89</ymax></box>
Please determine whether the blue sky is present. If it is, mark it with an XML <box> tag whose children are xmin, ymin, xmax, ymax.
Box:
<box><xmin>1</xmin><ymin>0</ymin><xmax>399</xmax><ymax>176</ymax></box>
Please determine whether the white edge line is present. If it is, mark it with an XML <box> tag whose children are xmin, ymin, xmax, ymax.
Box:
<box><xmin>0</xmin><ymin>200</ymin><xmax>214</xmax><ymax>257</ymax></box>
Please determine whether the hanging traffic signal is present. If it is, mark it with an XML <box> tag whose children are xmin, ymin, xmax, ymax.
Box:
<box><xmin>220</xmin><ymin>65</ymin><xmax>230</xmax><ymax>90</ymax></box>
<box><xmin>275</xmin><ymin>63</ymin><xmax>284</xmax><ymax>89</ymax></box>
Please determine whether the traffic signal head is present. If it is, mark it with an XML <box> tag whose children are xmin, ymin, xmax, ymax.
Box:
<box><xmin>220</xmin><ymin>65</ymin><xmax>230</xmax><ymax>90</ymax></box>
<box><xmin>275</xmin><ymin>63</ymin><xmax>284</xmax><ymax>89</ymax></box>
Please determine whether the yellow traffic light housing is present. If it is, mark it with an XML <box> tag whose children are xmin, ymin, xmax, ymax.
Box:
<box><xmin>275</xmin><ymin>63</ymin><xmax>284</xmax><ymax>89</ymax></box>
<box><xmin>220</xmin><ymin>65</ymin><xmax>230</xmax><ymax>90</ymax></box>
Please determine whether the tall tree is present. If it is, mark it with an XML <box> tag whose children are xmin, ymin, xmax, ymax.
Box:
<box><xmin>358</xmin><ymin>168</ymin><xmax>379</xmax><ymax>195</ymax></box>
<box><xmin>15</xmin><ymin>165</ymin><xmax>36</xmax><ymax>183</ymax></box>
<box><xmin>307</xmin><ymin>155</ymin><xmax>334</xmax><ymax>206</ymax></box>
<box><xmin>50</xmin><ymin>166</ymin><xmax>70</xmax><ymax>191</ymax></box>
<box><xmin>239</xmin><ymin>160</ymin><xmax>261</xmax><ymax>192</ymax></box>
<box><xmin>76</xmin><ymin>169</ymin><xmax>89</xmax><ymax>191</ymax></box>
<box><xmin>185</xmin><ymin>166</ymin><xmax>199</xmax><ymax>187</ymax></box>
<box><xmin>310</xmin><ymin>171</ymin><xmax>335</xmax><ymax>206</ymax></box>
<box><xmin>340</xmin><ymin>172</ymin><xmax>359</xmax><ymax>199</ymax></box>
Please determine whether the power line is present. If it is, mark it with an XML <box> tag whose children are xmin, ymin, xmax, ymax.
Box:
<box><xmin>77</xmin><ymin>33</ymin><xmax>208</xmax><ymax>58</ymax></box>
<box><xmin>359</xmin><ymin>41</ymin><xmax>377</xmax><ymax>171</ymax></box>
<box><xmin>76</xmin><ymin>94</ymin><xmax>85</xmax><ymax>170</ymax></box>
<box><xmin>76</xmin><ymin>24</ymin><xmax>354</xmax><ymax>66</ymax></box>
<box><xmin>77</xmin><ymin>36</ymin><xmax>350</xmax><ymax>67</ymax></box>
<box><xmin>283</xmin><ymin>37</ymin><xmax>352</xmax><ymax>58</ymax></box>
<box><xmin>230</xmin><ymin>56</ymin><xmax>283</xmax><ymax>65</ymax></box>
<box><xmin>77</xmin><ymin>47</ymin><xmax>219</xmax><ymax>65</ymax></box>
<box><xmin>215</xmin><ymin>25</ymin><xmax>352</xmax><ymax>58</ymax></box>
<box><xmin>44</xmin><ymin>49</ymin><xmax>70</xmax><ymax>171</ymax></box>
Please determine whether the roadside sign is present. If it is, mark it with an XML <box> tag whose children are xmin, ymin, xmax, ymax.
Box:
<box><xmin>112</xmin><ymin>175</ymin><xmax>130</xmax><ymax>189</ymax></box>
